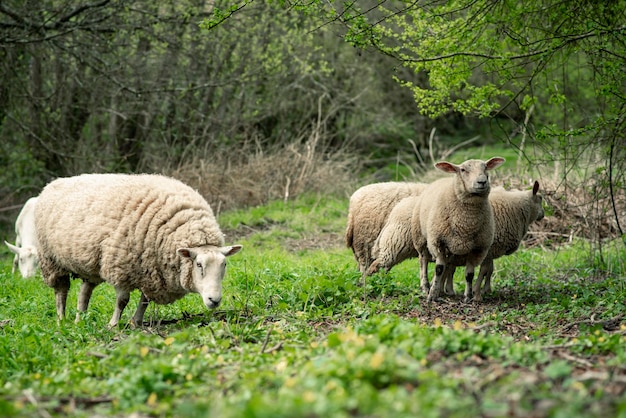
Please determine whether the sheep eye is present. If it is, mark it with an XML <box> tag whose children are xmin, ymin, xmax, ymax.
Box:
<box><xmin>196</xmin><ymin>262</ymin><xmax>202</xmax><ymax>269</ymax></box>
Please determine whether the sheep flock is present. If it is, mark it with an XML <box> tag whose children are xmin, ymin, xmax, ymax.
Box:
<box><xmin>349</xmin><ymin>157</ymin><xmax>546</xmax><ymax>303</ymax></box>
<box><xmin>3</xmin><ymin>158</ymin><xmax>545</xmax><ymax>326</ymax></box>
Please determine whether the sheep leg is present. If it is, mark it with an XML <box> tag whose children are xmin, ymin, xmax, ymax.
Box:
<box><xmin>108</xmin><ymin>287</ymin><xmax>130</xmax><ymax>328</ymax></box>
<box><xmin>360</xmin><ymin>269</ymin><xmax>368</xmax><ymax>287</ymax></box>
<box><xmin>74</xmin><ymin>281</ymin><xmax>97</xmax><ymax>323</ymax></box>
<box><xmin>53</xmin><ymin>275</ymin><xmax>71</xmax><ymax>322</ymax></box>
<box><xmin>477</xmin><ymin>259</ymin><xmax>494</xmax><ymax>295</ymax></box>
<box><xmin>419</xmin><ymin>255</ymin><xmax>430</xmax><ymax>293</ymax></box>
<box><xmin>442</xmin><ymin>266</ymin><xmax>456</xmax><ymax>296</ymax></box>
<box><xmin>464</xmin><ymin>267</ymin><xmax>475</xmax><ymax>303</ymax></box>
<box><xmin>427</xmin><ymin>262</ymin><xmax>444</xmax><ymax>302</ymax></box>
<box><xmin>130</xmin><ymin>292</ymin><xmax>150</xmax><ymax>327</ymax></box>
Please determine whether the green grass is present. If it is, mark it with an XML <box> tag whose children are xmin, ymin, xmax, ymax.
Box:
<box><xmin>1</xmin><ymin>193</ymin><xmax>625</xmax><ymax>417</ymax></box>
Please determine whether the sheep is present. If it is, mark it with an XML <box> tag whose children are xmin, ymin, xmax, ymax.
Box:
<box><xmin>440</xmin><ymin>180</ymin><xmax>544</xmax><ymax>301</ymax></box>
<box><xmin>370</xmin><ymin>181</ymin><xmax>543</xmax><ymax>302</ymax></box>
<box><xmin>367</xmin><ymin>194</ymin><xmax>420</xmax><ymax>276</ymax></box>
<box><xmin>411</xmin><ymin>157</ymin><xmax>505</xmax><ymax>303</ymax></box>
<box><xmin>34</xmin><ymin>173</ymin><xmax>242</xmax><ymax>327</ymax></box>
<box><xmin>5</xmin><ymin>197</ymin><xmax>39</xmax><ymax>278</ymax></box>
<box><xmin>345</xmin><ymin>181</ymin><xmax>428</xmax><ymax>282</ymax></box>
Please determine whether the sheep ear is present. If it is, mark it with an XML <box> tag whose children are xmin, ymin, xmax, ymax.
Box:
<box><xmin>5</xmin><ymin>241</ymin><xmax>19</xmax><ymax>254</ymax></box>
<box><xmin>486</xmin><ymin>157</ymin><xmax>505</xmax><ymax>170</ymax></box>
<box><xmin>177</xmin><ymin>248</ymin><xmax>197</xmax><ymax>259</ymax></box>
<box><xmin>434</xmin><ymin>162</ymin><xmax>458</xmax><ymax>173</ymax></box>
<box><xmin>221</xmin><ymin>245</ymin><xmax>242</xmax><ymax>257</ymax></box>
<box><xmin>532</xmin><ymin>181</ymin><xmax>540</xmax><ymax>195</ymax></box>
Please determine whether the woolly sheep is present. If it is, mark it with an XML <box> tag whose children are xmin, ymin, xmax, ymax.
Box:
<box><xmin>5</xmin><ymin>197</ymin><xmax>39</xmax><ymax>278</ymax></box>
<box><xmin>441</xmin><ymin>180</ymin><xmax>545</xmax><ymax>301</ymax></box>
<box><xmin>411</xmin><ymin>157</ymin><xmax>505</xmax><ymax>303</ymax></box>
<box><xmin>345</xmin><ymin>181</ymin><xmax>428</xmax><ymax>282</ymax></box>
<box><xmin>35</xmin><ymin>173</ymin><xmax>242</xmax><ymax>327</ymax></box>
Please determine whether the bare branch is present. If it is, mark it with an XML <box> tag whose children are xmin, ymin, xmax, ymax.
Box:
<box><xmin>55</xmin><ymin>0</ymin><xmax>112</xmax><ymax>25</ymax></box>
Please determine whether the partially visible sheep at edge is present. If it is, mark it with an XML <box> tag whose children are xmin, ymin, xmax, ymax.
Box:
<box><xmin>5</xmin><ymin>196</ymin><xmax>39</xmax><ymax>278</ymax></box>
<box><xmin>370</xmin><ymin>181</ymin><xmax>544</xmax><ymax>301</ymax></box>
<box><xmin>440</xmin><ymin>180</ymin><xmax>545</xmax><ymax>301</ymax></box>
<box><xmin>34</xmin><ymin>173</ymin><xmax>243</xmax><ymax>327</ymax></box>
<box><xmin>411</xmin><ymin>157</ymin><xmax>505</xmax><ymax>303</ymax></box>
<box><xmin>345</xmin><ymin>181</ymin><xmax>428</xmax><ymax>283</ymax></box>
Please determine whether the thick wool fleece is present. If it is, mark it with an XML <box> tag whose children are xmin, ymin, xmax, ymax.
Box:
<box><xmin>370</xmin><ymin>195</ymin><xmax>421</xmax><ymax>273</ymax></box>
<box><xmin>35</xmin><ymin>173</ymin><xmax>224</xmax><ymax>304</ymax></box>
<box><xmin>486</xmin><ymin>186</ymin><xmax>544</xmax><ymax>259</ymax></box>
<box><xmin>345</xmin><ymin>181</ymin><xmax>428</xmax><ymax>274</ymax></box>
<box><xmin>413</xmin><ymin>176</ymin><xmax>495</xmax><ymax>266</ymax></box>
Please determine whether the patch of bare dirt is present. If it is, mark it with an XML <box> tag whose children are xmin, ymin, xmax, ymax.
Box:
<box><xmin>284</xmin><ymin>233</ymin><xmax>344</xmax><ymax>251</ymax></box>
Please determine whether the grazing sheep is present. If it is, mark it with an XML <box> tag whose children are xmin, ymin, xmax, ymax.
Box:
<box><xmin>367</xmin><ymin>195</ymin><xmax>420</xmax><ymax>276</ymax></box>
<box><xmin>5</xmin><ymin>197</ymin><xmax>39</xmax><ymax>278</ymax></box>
<box><xmin>411</xmin><ymin>157</ymin><xmax>505</xmax><ymax>303</ymax></box>
<box><xmin>345</xmin><ymin>181</ymin><xmax>428</xmax><ymax>282</ymax></box>
<box><xmin>441</xmin><ymin>180</ymin><xmax>545</xmax><ymax>301</ymax></box>
<box><xmin>35</xmin><ymin>173</ymin><xmax>242</xmax><ymax>327</ymax></box>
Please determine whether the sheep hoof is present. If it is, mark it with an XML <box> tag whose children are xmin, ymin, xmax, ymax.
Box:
<box><xmin>463</xmin><ymin>295</ymin><xmax>473</xmax><ymax>303</ymax></box>
<box><xmin>426</xmin><ymin>292</ymin><xmax>439</xmax><ymax>303</ymax></box>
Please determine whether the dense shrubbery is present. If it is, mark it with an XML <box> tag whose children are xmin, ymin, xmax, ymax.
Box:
<box><xmin>1</xmin><ymin>0</ymin><xmax>624</xmax><ymax>247</ymax></box>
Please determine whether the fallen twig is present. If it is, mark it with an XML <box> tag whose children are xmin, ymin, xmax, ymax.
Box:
<box><xmin>561</xmin><ymin>313</ymin><xmax>624</xmax><ymax>332</ymax></box>
<box><xmin>260</xmin><ymin>323</ymin><xmax>274</xmax><ymax>354</ymax></box>
<box><xmin>264</xmin><ymin>342</ymin><xmax>284</xmax><ymax>354</ymax></box>
<box><xmin>22</xmin><ymin>390</ymin><xmax>52</xmax><ymax>418</ymax></box>
<box><xmin>556</xmin><ymin>351</ymin><xmax>594</xmax><ymax>367</ymax></box>
<box><xmin>470</xmin><ymin>322</ymin><xmax>494</xmax><ymax>332</ymax></box>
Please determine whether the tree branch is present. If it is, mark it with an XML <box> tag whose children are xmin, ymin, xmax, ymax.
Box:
<box><xmin>399</xmin><ymin>25</ymin><xmax>626</xmax><ymax>63</ymax></box>
<box><xmin>55</xmin><ymin>0</ymin><xmax>112</xmax><ymax>25</ymax></box>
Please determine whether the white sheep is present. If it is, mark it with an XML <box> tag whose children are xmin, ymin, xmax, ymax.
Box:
<box><xmin>34</xmin><ymin>173</ymin><xmax>242</xmax><ymax>327</ymax></box>
<box><xmin>441</xmin><ymin>181</ymin><xmax>544</xmax><ymax>301</ymax></box>
<box><xmin>411</xmin><ymin>157</ymin><xmax>505</xmax><ymax>303</ymax></box>
<box><xmin>345</xmin><ymin>181</ymin><xmax>428</xmax><ymax>282</ymax></box>
<box><xmin>5</xmin><ymin>197</ymin><xmax>39</xmax><ymax>278</ymax></box>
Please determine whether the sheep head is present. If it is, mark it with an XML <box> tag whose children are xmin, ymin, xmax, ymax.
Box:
<box><xmin>5</xmin><ymin>241</ymin><xmax>38</xmax><ymax>278</ymax></box>
<box><xmin>531</xmin><ymin>180</ymin><xmax>545</xmax><ymax>221</ymax></box>
<box><xmin>435</xmin><ymin>157</ymin><xmax>505</xmax><ymax>197</ymax></box>
<box><xmin>177</xmin><ymin>244</ymin><xmax>243</xmax><ymax>309</ymax></box>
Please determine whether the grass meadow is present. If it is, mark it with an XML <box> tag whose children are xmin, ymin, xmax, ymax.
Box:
<box><xmin>1</xmin><ymin>191</ymin><xmax>625</xmax><ymax>417</ymax></box>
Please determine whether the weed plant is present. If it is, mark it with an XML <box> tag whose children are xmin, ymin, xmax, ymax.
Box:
<box><xmin>0</xmin><ymin>192</ymin><xmax>625</xmax><ymax>417</ymax></box>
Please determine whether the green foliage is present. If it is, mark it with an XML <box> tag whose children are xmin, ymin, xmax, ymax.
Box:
<box><xmin>0</xmin><ymin>192</ymin><xmax>625</xmax><ymax>416</ymax></box>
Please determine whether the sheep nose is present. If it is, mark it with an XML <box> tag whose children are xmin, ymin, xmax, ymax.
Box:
<box><xmin>207</xmin><ymin>296</ymin><xmax>222</xmax><ymax>306</ymax></box>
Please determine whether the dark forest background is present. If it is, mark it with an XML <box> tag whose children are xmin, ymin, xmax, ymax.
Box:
<box><xmin>1</xmin><ymin>0</ymin><xmax>624</xmax><ymax>246</ymax></box>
